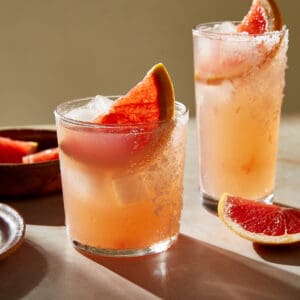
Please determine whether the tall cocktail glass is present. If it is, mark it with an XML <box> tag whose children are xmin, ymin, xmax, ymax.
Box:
<box><xmin>192</xmin><ymin>22</ymin><xmax>288</xmax><ymax>206</ymax></box>
<box><xmin>55</xmin><ymin>97</ymin><xmax>188</xmax><ymax>256</ymax></box>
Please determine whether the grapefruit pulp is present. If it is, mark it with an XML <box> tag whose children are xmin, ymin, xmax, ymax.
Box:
<box><xmin>94</xmin><ymin>63</ymin><xmax>174</xmax><ymax>124</ymax></box>
<box><xmin>237</xmin><ymin>0</ymin><xmax>283</xmax><ymax>34</ymax></box>
<box><xmin>0</xmin><ymin>136</ymin><xmax>38</xmax><ymax>163</ymax></box>
<box><xmin>218</xmin><ymin>193</ymin><xmax>300</xmax><ymax>245</ymax></box>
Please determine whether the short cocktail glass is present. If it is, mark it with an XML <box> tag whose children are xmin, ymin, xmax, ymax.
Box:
<box><xmin>55</xmin><ymin>97</ymin><xmax>188</xmax><ymax>256</ymax></box>
<box><xmin>192</xmin><ymin>22</ymin><xmax>288</xmax><ymax>206</ymax></box>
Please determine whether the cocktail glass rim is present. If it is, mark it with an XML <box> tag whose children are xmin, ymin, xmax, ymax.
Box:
<box><xmin>192</xmin><ymin>21</ymin><xmax>287</xmax><ymax>39</ymax></box>
<box><xmin>54</xmin><ymin>96</ymin><xmax>188</xmax><ymax>129</ymax></box>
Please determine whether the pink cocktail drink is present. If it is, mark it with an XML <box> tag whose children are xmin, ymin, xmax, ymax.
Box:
<box><xmin>55</xmin><ymin>97</ymin><xmax>188</xmax><ymax>256</ymax></box>
<box><xmin>193</xmin><ymin>22</ymin><xmax>288</xmax><ymax>204</ymax></box>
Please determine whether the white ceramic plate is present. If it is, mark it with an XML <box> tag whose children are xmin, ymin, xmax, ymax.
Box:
<box><xmin>0</xmin><ymin>203</ymin><xmax>25</xmax><ymax>259</ymax></box>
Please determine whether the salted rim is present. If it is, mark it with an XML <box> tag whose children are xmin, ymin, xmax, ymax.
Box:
<box><xmin>54</xmin><ymin>96</ymin><xmax>188</xmax><ymax>129</ymax></box>
<box><xmin>192</xmin><ymin>21</ymin><xmax>287</xmax><ymax>40</ymax></box>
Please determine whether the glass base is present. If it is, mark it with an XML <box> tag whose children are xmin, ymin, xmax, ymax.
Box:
<box><xmin>201</xmin><ymin>193</ymin><xmax>219</xmax><ymax>213</ymax></box>
<box><xmin>72</xmin><ymin>235</ymin><xmax>178</xmax><ymax>257</ymax></box>
<box><xmin>262</xmin><ymin>193</ymin><xmax>274</xmax><ymax>204</ymax></box>
<box><xmin>201</xmin><ymin>191</ymin><xmax>275</xmax><ymax>213</ymax></box>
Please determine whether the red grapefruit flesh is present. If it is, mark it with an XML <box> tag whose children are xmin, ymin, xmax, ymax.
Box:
<box><xmin>218</xmin><ymin>194</ymin><xmax>300</xmax><ymax>245</ymax></box>
<box><xmin>94</xmin><ymin>63</ymin><xmax>174</xmax><ymax>124</ymax></box>
<box><xmin>237</xmin><ymin>0</ymin><xmax>283</xmax><ymax>34</ymax></box>
<box><xmin>22</xmin><ymin>147</ymin><xmax>59</xmax><ymax>164</ymax></box>
<box><xmin>0</xmin><ymin>136</ymin><xmax>38</xmax><ymax>163</ymax></box>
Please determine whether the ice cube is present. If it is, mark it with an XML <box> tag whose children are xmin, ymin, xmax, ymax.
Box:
<box><xmin>61</xmin><ymin>159</ymin><xmax>93</xmax><ymax>198</ymax></box>
<box><xmin>196</xmin><ymin>79</ymin><xmax>234</xmax><ymax>106</ymax></box>
<box><xmin>65</xmin><ymin>107</ymin><xmax>98</xmax><ymax>122</ymax></box>
<box><xmin>61</xmin><ymin>159</ymin><xmax>117</xmax><ymax>205</ymax></box>
<box><xmin>112</xmin><ymin>173</ymin><xmax>153</xmax><ymax>205</ymax></box>
<box><xmin>194</xmin><ymin>21</ymin><xmax>265</xmax><ymax>81</ymax></box>
<box><xmin>213</xmin><ymin>21</ymin><xmax>236</xmax><ymax>33</ymax></box>
<box><xmin>65</xmin><ymin>95</ymin><xmax>113</xmax><ymax>122</ymax></box>
<box><xmin>193</xmin><ymin>34</ymin><xmax>218</xmax><ymax>75</ymax></box>
<box><xmin>88</xmin><ymin>95</ymin><xmax>113</xmax><ymax>115</ymax></box>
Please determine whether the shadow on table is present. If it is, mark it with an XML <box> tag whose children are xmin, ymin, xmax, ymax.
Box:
<box><xmin>0</xmin><ymin>240</ymin><xmax>48</xmax><ymax>300</ymax></box>
<box><xmin>1</xmin><ymin>193</ymin><xmax>65</xmax><ymax>226</ymax></box>
<box><xmin>82</xmin><ymin>234</ymin><xmax>300</xmax><ymax>300</ymax></box>
<box><xmin>253</xmin><ymin>243</ymin><xmax>300</xmax><ymax>266</ymax></box>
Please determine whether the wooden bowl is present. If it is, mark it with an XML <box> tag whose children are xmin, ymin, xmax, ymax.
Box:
<box><xmin>0</xmin><ymin>129</ymin><xmax>61</xmax><ymax>198</ymax></box>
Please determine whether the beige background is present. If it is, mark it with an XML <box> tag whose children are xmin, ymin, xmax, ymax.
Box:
<box><xmin>0</xmin><ymin>0</ymin><xmax>298</xmax><ymax>126</ymax></box>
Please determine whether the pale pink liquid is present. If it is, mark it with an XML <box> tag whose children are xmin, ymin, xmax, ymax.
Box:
<box><xmin>193</xmin><ymin>23</ymin><xmax>288</xmax><ymax>201</ymax></box>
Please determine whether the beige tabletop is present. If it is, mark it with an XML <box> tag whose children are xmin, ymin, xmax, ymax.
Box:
<box><xmin>0</xmin><ymin>117</ymin><xmax>299</xmax><ymax>299</ymax></box>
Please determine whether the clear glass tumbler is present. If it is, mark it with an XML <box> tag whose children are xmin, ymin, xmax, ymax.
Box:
<box><xmin>192</xmin><ymin>22</ymin><xmax>288</xmax><ymax>206</ymax></box>
<box><xmin>55</xmin><ymin>97</ymin><xmax>188</xmax><ymax>256</ymax></box>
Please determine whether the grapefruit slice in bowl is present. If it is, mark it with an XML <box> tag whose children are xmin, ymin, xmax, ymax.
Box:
<box><xmin>218</xmin><ymin>193</ymin><xmax>300</xmax><ymax>245</ymax></box>
<box><xmin>0</xmin><ymin>136</ymin><xmax>38</xmax><ymax>163</ymax></box>
<box><xmin>0</xmin><ymin>129</ymin><xmax>61</xmax><ymax>197</ymax></box>
<box><xmin>22</xmin><ymin>147</ymin><xmax>59</xmax><ymax>164</ymax></box>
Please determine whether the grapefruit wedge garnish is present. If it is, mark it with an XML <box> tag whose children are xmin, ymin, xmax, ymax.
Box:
<box><xmin>94</xmin><ymin>63</ymin><xmax>175</xmax><ymax>163</ymax></box>
<box><xmin>61</xmin><ymin>63</ymin><xmax>175</xmax><ymax>168</ymax></box>
<box><xmin>195</xmin><ymin>0</ymin><xmax>284</xmax><ymax>85</ymax></box>
<box><xmin>237</xmin><ymin>0</ymin><xmax>283</xmax><ymax>34</ymax></box>
<box><xmin>218</xmin><ymin>193</ymin><xmax>300</xmax><ymax>245</ymax></box>
<box><xmin>94</xmin><ymin>63</ymin><xmax>174</xmax><ymax>124</ymax></box>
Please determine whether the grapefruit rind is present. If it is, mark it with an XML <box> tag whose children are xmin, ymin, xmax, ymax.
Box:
<box><xmin>218</xmin><ymin>193</ymin><xmax>300</xmax><ymax>245</ymax></box>
<box><xmin>264</xmin><ymin>0</ymin><xmax>283</xmax><ymax>31</ymax></box>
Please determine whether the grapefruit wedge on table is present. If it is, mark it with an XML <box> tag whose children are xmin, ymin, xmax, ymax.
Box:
<box><xmin>218</xmin><ymin>193</ymin><xmax>300</xmax><ymax>245</ymax></box>
<box><xmin>195</xmin><ymin>0</ymin><xmax>284</xmax><ymax>85</ymax></box>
